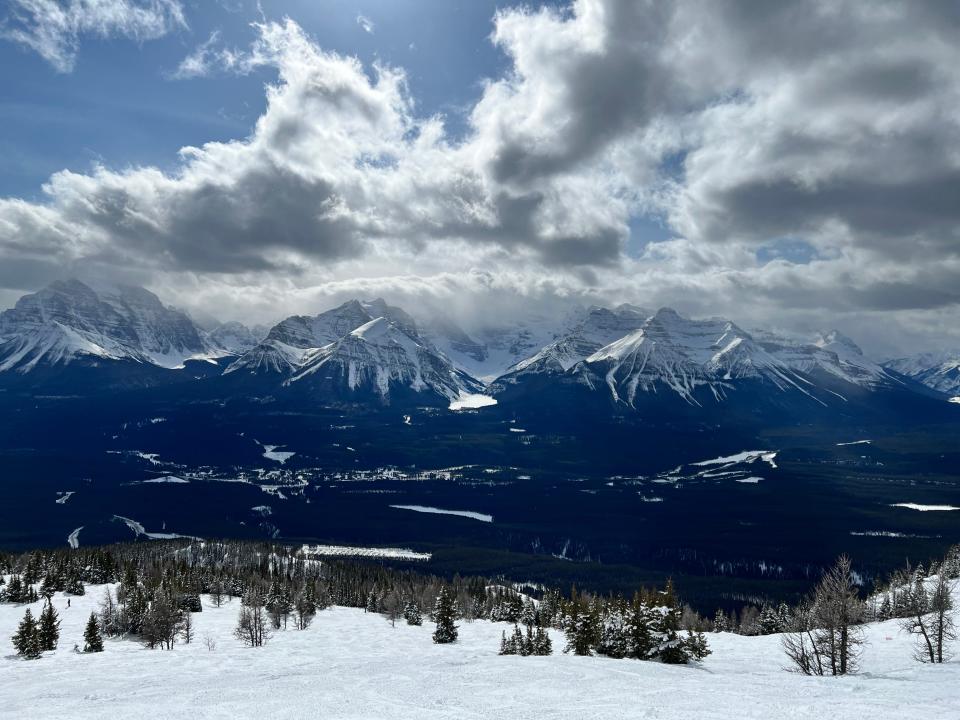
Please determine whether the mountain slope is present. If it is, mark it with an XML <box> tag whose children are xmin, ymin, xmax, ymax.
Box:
<box><xmin>884</xmin><ymin>351</ymin><xmax>960</xmax><ymax>396</ymax></box>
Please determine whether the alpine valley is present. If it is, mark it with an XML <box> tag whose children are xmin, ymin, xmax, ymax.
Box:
<box><xmin>1</xmin><ymin>279</ymin><xmax>958</xmax><ymax>609</ymax></box>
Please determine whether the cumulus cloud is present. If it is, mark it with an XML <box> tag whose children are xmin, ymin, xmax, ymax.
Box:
<box><xmin>1</xmin><ymin>0</ymin><xmax>186</xmax><ymax>72</ymax></box>
<box><xmin>1</xmin><ymin>0</ymin><xmax>959</xmax><ymax>354</ymax></box>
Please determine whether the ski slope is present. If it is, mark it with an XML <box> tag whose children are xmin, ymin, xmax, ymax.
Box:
<box><xmin>1</xmin><ymin>584</ymin><xmax>959</xmax><ymax>719</ymax></box>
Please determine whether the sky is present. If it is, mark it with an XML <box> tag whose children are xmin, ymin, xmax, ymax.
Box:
<box><xmin>0</xmin><ymin>0</ymin><xmax>958</xmax><ymax>356</ymax></box>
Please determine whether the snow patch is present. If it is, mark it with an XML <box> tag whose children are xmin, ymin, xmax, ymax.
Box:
<box><xmin>449</xmin><ymin>393</ymin><xmax>498</xmax><ymax>411</ymax></box>
<box><xmin>140</xmin><ymin>475</ymin><xmax>189</xmax><ymax>484</ymax></box>
<box><xmin>837</xmin><ymin>439</ymin><xmax>871</xmax><ymax>446</ymax></box>
<box><xmin>389</xmin><ymin>504</ymin><xmax>493</xmax><ymax>523</ymax></box>
<box><xmin>262</xmin><ymin>445</ymin><xmax>295</xmax><ymax>464</ymax></box>
<box><xmin>301</xmin><ymin>544</ymin><xmax>432</xmax><ymax>561</ymax></box>
<box><xmin>890</xmin><ymin>503</ymin><xmax>960</xmax><ymax>512</ymax></box>
<box><xmin>55</xmin><ymin>491</ymin><xmax>75</xmax><ymax>504</ymax></box>
<box><xmin>66</xmin><ymin>527</ymin><xmax>83</xmax><ymax>548</ymax></box>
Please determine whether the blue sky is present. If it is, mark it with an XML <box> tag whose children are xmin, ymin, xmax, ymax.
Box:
<box><xmin>0</xmin><ymin>1</ymin><xmax>550</xmax><ymax>198</ymax></box>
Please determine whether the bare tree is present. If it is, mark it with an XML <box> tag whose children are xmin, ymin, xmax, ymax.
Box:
<box><xmin>812</xmin><ymin>555</ymin><xmax>865</xmax><ymax>675</ymax></box>
<box><xmin>235</xmin><ymin>592</ymin><xmax>271</xmax><ymax>647</ymax></box>
<box><xmin>181</xmin><ymin>609</ymin><xmax>194</xmax><ymax>645</ymax></box>
<box><xmin>211</xmin><ymin>580</ymin><xmax>224</xmax><ymax>608</ymax></box>
<box><xmin>901</xmin><ymin>560</ymin><xmax>957</xmax><ymax>663</ymax></box>
<box><xmin>781</xmin><ymin>601</ymin><xmax>825</xmax><ymax>676</ymax></box>
<box><xmin>782</xmin><ymin>555</ymin><xmax>865</xmax><ymax>675</ymax></box>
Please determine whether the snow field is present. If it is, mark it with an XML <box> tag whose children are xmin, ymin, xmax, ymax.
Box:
<box><xmin>2</xmin><ymin>584</ymin><xmax>960</xmax><ymax>719</ymax></box>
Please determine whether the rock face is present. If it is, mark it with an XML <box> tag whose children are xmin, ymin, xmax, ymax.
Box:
<box><xmin>0</xmin><ymin>279</ymin><xmax>212</xmax><ymax>372</ymax></box>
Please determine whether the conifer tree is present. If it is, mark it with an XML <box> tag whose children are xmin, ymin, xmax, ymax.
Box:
<box><xmin>627</xmin><ymin>597</ymin><xmax>655</xmax><ymax>659</ymax></box>
<box><xmin>83</xmin><ymin>613</ymin><xmax>104</xmax><ymax>653</ymax></box>
<box><xmin>713</xmin><ymin>608</ymin><xmax>728</xmax><ymax>632</ymax></box>
<box><xmin>520</xmin><ymin>598</ymin><xmax>537</xmax><ymax>628</ymax></box>
<box><xmin>499</xmin><ymin>630</ymin><xmax>515</xmax><ymax>655</ymax></box>
<box><xmin>404</xmin><ymin>601</ymin><xmax>423</xmax><ymax>626</ymax></box>
<box><xmin>37</xmin><ymin>600</ymin><xmax>61</xmax><ymax>651</ymax></box>
<box><xmin>12</xmin><ymin>608</ymin><xmax>41</xmax><ymax>659</ymax></box>
<box><xmin>533</xmin><ymin>626</ymin><xmax>553</xmax><ymax>655</ymax></box>
<box><xmin>432</xmin><ymin>587</ymin><xmax>458</xmax><ymax>644</ymax></box>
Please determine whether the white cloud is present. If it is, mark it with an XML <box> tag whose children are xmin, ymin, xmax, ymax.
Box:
<box><xmin>1</xmin><ymin>1</ymin><xmax>959</xmax><ymax>354</ymax></box>
<box><xmin>1</xmin><ymin>0</ymin><xmax>187</xmax><ymax>72</ymax></box>
<box><xmin>356</xmin><ymin>14</ymin><xmax>373</xmax><ymax>35</ymax></box>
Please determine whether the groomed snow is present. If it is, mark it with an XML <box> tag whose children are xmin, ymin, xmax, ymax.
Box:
<box><xmin>2</xmin><ymin>584</ymin><xmax>959</xmax><ymax>719</ymax></box>
<box><xmin>449</xmin><ymin>393</ymin><xmax>498</xmax><ymax>411</ymax></box>
<box><xmin>389</xmin><ymin>504</ymin><xmax>493</xmax><ymax>523</ymax></box>
<box><xmin>890</xmin><ymin>503</ymin><xmax>960</xmax><ymax>512</ymax></box>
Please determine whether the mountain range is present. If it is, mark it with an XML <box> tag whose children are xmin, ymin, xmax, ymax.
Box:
<box><xmin>1</xmin><ymin>279</ymin><xmax>957</xmax><ymax>419</ymax></box>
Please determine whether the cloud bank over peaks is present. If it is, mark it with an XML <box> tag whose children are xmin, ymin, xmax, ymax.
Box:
<box><xmin>0</xmin><ymin>0</ymin><xmax>958</xmax><ymax>355</ymax></box>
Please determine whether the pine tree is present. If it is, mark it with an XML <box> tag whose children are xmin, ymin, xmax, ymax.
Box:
<box><xmin>757</xmin><ymin>604</ymin><xmax>782</xmax><ymax>635</ymax></box>
<box><xmin>499</xmin><ymin>630</ymin><xmax>516</xmax><ymax>655</ymax></box>
<box><xmin>627</xmin><ymin>597</ymin><xmax>656</xmax><ymax>659</ymax></box>
<box><xmin>598</xmin><ymin>607</ymin><xmax>629</xmax><ymax>658</ymax></box>
<box><xmin>520</xmin><ymin>598</ymin><xmax>537</xmax><ymax>628</ymax></box>
<box><xmin>12</xmin><ymin>608</ymin><xmax>41</xmax><ymax>659</ymax></box>
<box><xmin>683</xmin><ymin>629</ymin><xmax>712</xmax><ymax>660</ymax></box>
<box><xmin>404</xmin><ymin>601</ymin><xmax>423</xmax><ymax>626</ymax></box>
<box><xmin>713</xmin><ymin>608</ymin><xmax>728</xmax><ymax>632</ymax></box>
<box><xmin>656</xmin><ymin>604</ymin><xmax>688</xmax><ymax>664</ymax></box>
<box><xmin>37</xmin><ymin>600</ymin><xmax>61</xmax><ymax>651</ymax></box>
<box><xmin>5</xmin><ymin>574</ymin><xmax>24</xmax><ymax>603</ymax></box>
<box><xmin>517</xmin><ymin>624</ymin><xmax>531</xmax><ymax>656</ymax></box>
<box><xmin>533</xmin><ymin>626</ymin><xmax>553</xmax><ymax>655</ymax></box>
<box><xmin>432</xmin><ymin>587</ymin><xmax>459</xmax><ymax>644</ymax></box>
<box><xmin>83</xmin><ymin>613</ymin><xmax>104</xmax><ymax>652</ymax></box>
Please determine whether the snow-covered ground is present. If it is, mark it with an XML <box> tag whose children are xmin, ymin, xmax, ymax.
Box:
<box><xmin>2</xmin><ymin>585</ymin><xmax>959</xmax><ymax>719</ymax></box>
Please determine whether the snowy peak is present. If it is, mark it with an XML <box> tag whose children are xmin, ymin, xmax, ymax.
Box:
<box><xmin>497</xmin><ymin>307</ymin><xmax>899</xmax><ymax>409</ymax></box>
<box><xmin>206</xmin><ymin>321</ymin><xmax>262</xmax><ymax>356</ymax></box>
<box><xmin>883</xmin><ymin>350</ymin><xmax>960</xmax><ymax>396</ymax></box>
<box><xmin>499</xmin><ymin>305</ymin><xmax>650</xmax><ymax>378</ymax></box>
<box><xmin>815</xmin><ymin>330</ymin><xmax>864</xmax><ymax>357</ymax></box>
<box><xmin>0</xmin><ymin>279</ymin><xmax>214</xmax><ymax>372</ymax></box>
<box><xmin>227</xmin><ymin>299</ymin><xmax>424</xmax><ymax>376</ymax></box>
<box><xmin>288</xmin><ymin>316</ymin><xmax>482</xmax><ymax>404</ymax></box>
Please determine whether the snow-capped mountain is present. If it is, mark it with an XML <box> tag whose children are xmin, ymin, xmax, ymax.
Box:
<box><xmin>0</xmin><ymin>279</ymin><xmax>216</xmax><ymax>373</ymax></box>
<box><xmin>225</xmin><ymin>299</ymin><xmax>418</xmax><ymax>376</ymax></box>
<box><xmin>883</xmin><ymin>351</ymin><xmax>960</xmax><ymax>396</ymax></box>
<box><xmin>206</xmin><ymin>321</ymin><xmax>263</xmax><ymax>356</ymax></box>
<box><xmin>285</xmin><ymin>316</ymin><xmax>483</xmax><ymax>405</ymax></box>
<box><xmin>422</xmin><ymin>307</ymin><xmax>594</xmax><ymax>382</ymax></box>
<box><xmin>491</xmin><ymin>307</ymin><xmax>905</xmax><ymax>413</ymax></box>
<box><xmin>500</xmin><ymin>305</ymin><xmax>650</xmax><ymax>379</ymax></box>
